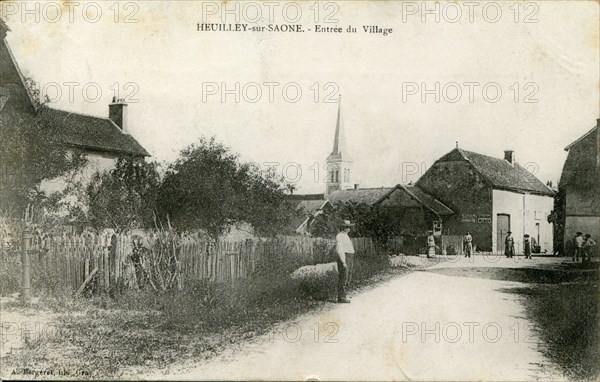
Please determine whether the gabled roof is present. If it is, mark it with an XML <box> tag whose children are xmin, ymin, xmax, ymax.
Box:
<box><xmin>284</xmin><ymin>197</ymin><xmax>331</xmax><ymax>233</ymax></box>
<box><xmin>404</xmin><ymin>185</ymin><xmax>453</xmax><ymax>216</ymax></box>
<box><xmin>565</xmin><ymin>124</ymin><xmax>598</xmax><ymax>151</ymax></box>
<box><xmin>328</xmin><ymin>185</ymin><xmax>454</xmax><ymax>217</ymax></box>
<box><xmin>435</xmin><ymin>148</ymin><xmax>554</xmax><ymax>196</ymax></box>
<box><xmin>286</xmin><ymin>193</ymin><xmax>325</xmax><ymax>201</ymax></box>
<box><xmin>42</xmin><ymin>107</ymin><xmax>149</xmax><ymax>156</ymax></box>
<box><xmin>560</xmin><ymin>123</ymin><xmax>599</xmax><ymax>188</ymax></box>
<box><xmin>328</xmin><ymin>187</ymin><xmax>395</xmax><ymax>205</ymax></box>
<box><xmin>1</xmin><ymin>21</ymin><xmax>149</xmax><ymax>157</ymax></box>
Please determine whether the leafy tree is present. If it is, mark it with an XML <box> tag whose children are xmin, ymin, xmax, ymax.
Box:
<box><xmin>157</xmin><ymin>137</ymin><xmax>297</xmax><ymax>237</ymax></box>
<box><xmin>0</xmin><ymin>78</ymin><xmax>87</xmax><ymax>219</ymax></box>
<box><xmin>309</xmin><ymin>201</ymin><xmax>406</xmax><ymax>243</ymax></box>
<box><xmin>86</xmin><ymin>157</ymin><xmax>160</xmax><ymax>230</ymax></box>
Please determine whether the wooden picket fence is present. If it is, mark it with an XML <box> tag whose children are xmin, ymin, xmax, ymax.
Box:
<box><xmin>18</xmin><ymin>232</ymin><xmax>378</xmax><ymax>293</ymax></box>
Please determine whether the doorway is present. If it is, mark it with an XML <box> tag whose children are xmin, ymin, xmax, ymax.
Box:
<box><xmin>497</xmin><ymin>214</ymin><xmax>511</xmax><ymax>253</ymax></box>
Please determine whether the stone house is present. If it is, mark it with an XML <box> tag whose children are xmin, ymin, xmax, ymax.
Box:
<box><xmin>416</xmin><ymin>148</ymin><xmax>555</xmax><ymax>253</ymax></box>
<box><xmin>0</xmin><ymin>19</ymin><xmax>149</xmax><ymax>194</ymax></box>
<box><xmin>559</xmin><ymin>119</ymin><xmax>600</xmax><ymax>251</ymax></box>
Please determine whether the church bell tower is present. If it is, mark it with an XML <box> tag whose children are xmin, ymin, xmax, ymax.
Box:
<box><xmin>325</xmin><ymin>96</ymin><xmax>353</xmax><ymax>196</ymax></box>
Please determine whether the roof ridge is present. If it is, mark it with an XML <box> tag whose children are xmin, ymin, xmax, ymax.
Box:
<box><xmin>47</xmin><ymin>106</ymin><xmax>111</xmax><ymax>122</ymax></box>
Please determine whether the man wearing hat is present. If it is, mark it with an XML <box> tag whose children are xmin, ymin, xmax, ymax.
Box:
<box><xmin>336</xmin><ymin>219</ymin><xmax>355</xmax><ymax>303</ymax></box>
<box><xmin>505</xmin><ymin>231</ymin><xmax>515</xmax><ymax>258</ymax></box>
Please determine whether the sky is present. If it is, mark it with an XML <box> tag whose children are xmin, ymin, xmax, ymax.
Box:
<box><xmin>3</xmin><ymin>0</ymin><xmax>599</xmax><ymax>193</ymax></box>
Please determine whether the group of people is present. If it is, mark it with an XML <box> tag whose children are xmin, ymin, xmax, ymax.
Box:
<box><xmin>334</xmin><ymin>220</ymin><xmax>598</xmax><ymax>303</ymax></box>
<box><xmin>503</xmin><ymin>231</ymin><xmax>535</xmax><ymax>259</ymax></box>
<box><xmin>572</xmin><ymin>232</ymin><xmax>596</xmax><ymax>262</ymax></box>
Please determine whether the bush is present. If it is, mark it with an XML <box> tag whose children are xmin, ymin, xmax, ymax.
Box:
<box><xmin>0</xmin><ymin>250</ymin><xmax>21</xmax><ymax>295</ymax></box>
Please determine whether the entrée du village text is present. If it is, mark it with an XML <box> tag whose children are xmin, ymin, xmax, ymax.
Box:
<box><xmin>197</xmin><ymin>23</ymin><xmax>393</xmax><ymax>36</ymax></box>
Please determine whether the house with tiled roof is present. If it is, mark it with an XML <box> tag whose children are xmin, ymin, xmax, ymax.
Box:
<box><xmin>0</xmin><ymin>19</ymin><xmax>149</xmax><ymax>191</ymax></box>
<box><xmin>416</xmin><ymin>147</ymin><xmax>554</xmax><ymax>253</ymax></box>
<box><xmin>559</xmin><ymin>119</ymin><xmax>600</xmax><ymax>251</ymax></box>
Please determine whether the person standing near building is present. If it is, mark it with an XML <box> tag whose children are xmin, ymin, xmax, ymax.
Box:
<box><xmin>583</xmin><ymin>234</ymin><xmax>596</xmax><ymax>263</ymax></box>
<box><xmin>426</xmin><ymin>230</ymin><xmax>436</xmax><ymax>258</ymax></box>
<box><xmin>573</xmin><ymin>232</ymin><xmax>584</xmax><ymax>262</ymax></box>
<box><xmin>464</xmin><ymin>231</ymin><xmax>473</xmax><ymax>258</ymax></box>
<box><xmin>336</xmin><ymin>220</ymin><xmax>355</xmax><ymax>303</ymax></box>
<box><xmin>523</xmin><ymin>234</ymin><xmax>533</xmax><ymax>259</ymax></box>
<box><xmin>505</xmin><ymin>231</ymin><xmax>515</xmax><ymax>258</ymax></box>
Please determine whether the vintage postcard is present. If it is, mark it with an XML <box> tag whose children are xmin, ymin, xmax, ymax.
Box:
<box><xmin>0</xmin><ymin>0</ymin><xmax>598</xmax><ymax>380</ymax></box>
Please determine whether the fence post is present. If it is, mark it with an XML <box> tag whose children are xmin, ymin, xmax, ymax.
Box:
<box><xmin>21</xmin><ymin>230</ymin><xmax>32</xmax><ymax>303</ymax></box>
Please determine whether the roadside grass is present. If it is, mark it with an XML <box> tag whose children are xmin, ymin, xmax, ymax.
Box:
<box><xmin>1</xmin><ymin>252</ymin><xmax>419</xmax><ymax>378</ymax></box>
<box><xmin>513</xmin><ymin>272</ymin><xmax>599</xmax><ymax>381</ymax></box>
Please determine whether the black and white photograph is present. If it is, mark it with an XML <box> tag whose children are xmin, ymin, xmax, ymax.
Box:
<box><xmin>0</xmin><ymin>1</ymin><xmax>598</xmax><ymax>380</ymax></box>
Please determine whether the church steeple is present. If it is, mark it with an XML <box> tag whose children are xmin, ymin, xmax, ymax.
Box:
<box><xmin>328</xmin><ymin>95</ymin><xmax>351</xmax><ymax>161</ymax></box>
<box><xmin>325</xmin><ymin>95</ymin><xmax>353</xmax><ymax>196</ymax></box>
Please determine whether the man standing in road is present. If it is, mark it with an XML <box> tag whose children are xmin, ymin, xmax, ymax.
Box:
<box><xmin>336</xmin><ymin>219</ymin><xmax>355</xmax><ymax>304</ymax></box>
<box><xmin>464</xmin><ymin>231</ymin><xmax>473</xmax><ymax>258</ymax></box>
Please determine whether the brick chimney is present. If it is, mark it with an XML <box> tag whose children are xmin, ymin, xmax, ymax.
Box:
<box><xmin>504</xmin><ymin>150</ymin><xmax>515</xmax><ymax>165</ymax></box>
<box><xmin>109</xmin><ymin>97</ymin><xmax>128</xmax><ymax>133</ymax></box>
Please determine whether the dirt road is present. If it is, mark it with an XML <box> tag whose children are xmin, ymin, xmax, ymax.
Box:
<box><xmin>137</xmin><ymin>256</ymin><xmax>566</xmax><ymax>381</ymax></box>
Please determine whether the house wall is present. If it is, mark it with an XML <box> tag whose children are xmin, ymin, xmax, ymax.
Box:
<box><xmin>40</xmin><ymin>151</ymin><xmax>118</xmax><ymax>194</ymax></box>
<box><xmin>492</xmin><ymin>190</ymin><xmax>553</xmax><ymax>253</ymax></box>
<box><xmin>565</xmin><ymin>185</ymin><xmax>600</xmax><ymax>217</ymax></box>
<box><xmin>416</xmin><ymin>160</ymin><xmax>493</xmax><ymax>250</ymax></box>
<box><xmin>564</xmin><ymin>185</ymin><xmax>600</xmax><ymax>243</ymax></box>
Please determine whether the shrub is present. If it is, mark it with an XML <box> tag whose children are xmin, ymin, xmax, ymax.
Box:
<box><xmin>0</xmin><ymin>250</ymin><xmax>21</xmax><ymax>295</ymax></box>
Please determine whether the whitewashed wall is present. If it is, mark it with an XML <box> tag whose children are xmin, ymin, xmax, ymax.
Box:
<box><xmin>492</xmin><ymin>189</ymin><xmax>553</xmax><ymax>253</ymax></box>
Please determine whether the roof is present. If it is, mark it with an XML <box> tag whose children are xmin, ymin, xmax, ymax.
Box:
<box><xmin>565</xmin><ymin>123</ymin><xmax>599</xmax><ymax>151</ymax></box>
<box><xmin>286</xmin><ymin>193</ymin><xmax>325</xmax><ymax>201</ymax></box>
<box><xmin>0</xmin><ymin>18</ymin><xmax>9</xmax><ymax>32</ymax></box>
<box><xmin>404</xmin><ymin>185</ymin><xmax>454</xmax><ymax>216</ymax></box>
<box><xmin>328</xmin><ymin>185</ymin><xmax>453</xmax><ymax>216</ymax></box>
<box><xmin>41</xmin><ymin>107</ymin><xmax>150</xmax><ymax>156</ymax></box>
<box><xmin>435</xmin><ymin>148</ymin><xmax>554</xmax><ymax>196</ymax></box>
<box><xmin>328</xmin><ymin>187</ymin><xmax>395</xmax><ymax>205</ymax></box>
<box><xmin>1</xmin><ymin>21</ymin><xmax>149</xmax><ymax>157</ymax></box>
<box><xmin>284</xmin><ymin>198</ymin><xmax>331</xmax><ymax>233</ymax></box>
<box><xmin>560</xmin><ymin>124</ymin><xmax>599</xmax><ymax>188</ymax></box>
